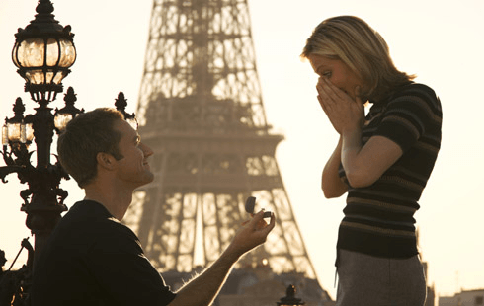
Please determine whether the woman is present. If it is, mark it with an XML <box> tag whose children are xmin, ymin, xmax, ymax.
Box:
<box><xmin>301</xmin><ymin>16</ymin><xmax>442</xmax><ymax>305</ymax></box>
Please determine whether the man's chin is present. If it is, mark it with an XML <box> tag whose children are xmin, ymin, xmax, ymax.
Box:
<box><xmin>134</xmin><ymin>173</ymin><xmax>155</xmax><ymax>189</ymax></box>
<box><xmin>145</xmin><ymin>173</ymin><xmax>155</xmax><ymax>184</ymax></box>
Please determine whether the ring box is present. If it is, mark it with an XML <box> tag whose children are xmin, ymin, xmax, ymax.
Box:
<box><xmin>245</xmin><ymin>196</ymin><xmax>272</xmax><ymax>218</ymax></box>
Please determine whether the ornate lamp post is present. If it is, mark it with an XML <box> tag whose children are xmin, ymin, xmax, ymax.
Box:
<box><xmin>0</xmin><ymin>2</ymin><xmax>138</xmax><ymax>305</ymax></box>
<box><xmin>1</xmin><ymin>0</ymin><xmax>80</xmax><ymax>275</ymax></box>
<box><xmin>277</xmin><ymin>284</ymin><xmax>305</xmax><ymax>306</ymax></box>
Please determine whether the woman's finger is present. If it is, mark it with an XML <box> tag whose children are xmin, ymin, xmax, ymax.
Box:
<box><xmin>317</xmin><ymin>79</ymin><xmax>334</xmax><ymax>104</ymax></box>
<box><xmin>319</xmin><ymin>97</ymin><xmax>329</xmax><ymax>116</ymax></box>
<box><xmin>322</xmin><ymin>77</ymin><xmax>344</xmax><ymax>101</ymax></box>
<box><xmin>355</xmin><ymin>86</ymin><xmax>363</xmax><ymax>105</ymax></box>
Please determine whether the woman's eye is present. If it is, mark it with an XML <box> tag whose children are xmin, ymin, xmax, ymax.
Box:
<box><xmin>322</xmin><ymin>71</ymin><xmax>332</xmax><ymax>78</ymax></box>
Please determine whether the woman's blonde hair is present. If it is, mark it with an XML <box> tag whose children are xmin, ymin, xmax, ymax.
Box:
<box><xmin>301</xmin><ymin>16</ymin><xmax>415</xmax><ymax>102</ymax></box>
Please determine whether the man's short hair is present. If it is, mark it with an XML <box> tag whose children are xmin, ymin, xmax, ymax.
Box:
<box><xmin>57</xmin><ymin>108</ymin><xmax>124</xmax><ymax>188</ymax></box>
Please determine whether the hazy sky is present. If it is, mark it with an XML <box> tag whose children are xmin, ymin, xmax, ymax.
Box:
<box><xmin>1</xmin><ymin>0</ymin><xmax>483</xmax><ymax>300</ymax></box>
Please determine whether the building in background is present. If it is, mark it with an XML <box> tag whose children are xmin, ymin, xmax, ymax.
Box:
<box><xmin>439</xmin><ymin>288</ymin><xmax>484</xmax><ymax>306</ymax></box>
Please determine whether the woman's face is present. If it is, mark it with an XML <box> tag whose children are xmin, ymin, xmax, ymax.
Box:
<box><xmin>307</xmin><ymin>53</ymin><xmax>364</xmax><ymax>101</ymax></box>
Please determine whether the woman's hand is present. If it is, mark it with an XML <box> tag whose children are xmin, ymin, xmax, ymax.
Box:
<box><xmin>316</xmin><ymin>77</ymin><xmax>364</xmax><ymax>134</ymax></box>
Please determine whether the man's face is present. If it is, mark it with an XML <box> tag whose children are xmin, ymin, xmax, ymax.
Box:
<box><xmin>113</xmin><ymin>119</ymin><xmax>154</xmax><ymax>188</ymax></box>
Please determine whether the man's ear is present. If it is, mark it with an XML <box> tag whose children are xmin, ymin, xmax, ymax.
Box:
<box><xmin>96</xmin><ymin>152</ymin><xmax>117</xmax><ymax>170</ymax></box>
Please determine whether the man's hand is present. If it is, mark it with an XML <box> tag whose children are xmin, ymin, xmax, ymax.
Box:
<box><xmin>226</xmin><ymin>210</ymin><xmax>276</xmax><ymax>259</ymax></box>
<box><xmin>168</xmin><ymin>210</ymin><xmax>276</xmax><ymax>306</ymax></box>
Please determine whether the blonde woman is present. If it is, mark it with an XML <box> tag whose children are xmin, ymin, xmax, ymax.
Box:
<box><xmin>301</xmin><ymin>16</ymin><xmax>442</xmax><ymax>305</ymax></box>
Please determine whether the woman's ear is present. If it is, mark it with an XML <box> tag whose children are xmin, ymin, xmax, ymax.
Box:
<box><xmin>96</xmin><ymin>152</ymin><xmax>116</xmax><ymax>170</ymax></box>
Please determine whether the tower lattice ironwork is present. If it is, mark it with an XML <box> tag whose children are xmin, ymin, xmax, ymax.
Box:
<box><xmin>123</xmin><ymin>0</ymin><xmax>317</xmax><ymax>280</ymax></box>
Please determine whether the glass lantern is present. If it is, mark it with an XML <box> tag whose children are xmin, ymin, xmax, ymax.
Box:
<box><xmin>11</xmin><ymin>0</ymin><xmax>76</xmax><ymax>103</ymax></box>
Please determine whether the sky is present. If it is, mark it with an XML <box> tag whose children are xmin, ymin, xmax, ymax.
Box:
<box><xmin>1</xmin><ymin>0</ymin><xmax>483</xmax><ymax>301</ymax></box>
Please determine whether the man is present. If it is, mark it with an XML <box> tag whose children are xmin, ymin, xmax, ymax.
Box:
<box><xmin>30</xmin><ymin>108</ymin><xmax>275</xmax><ymax>306</ymax></box>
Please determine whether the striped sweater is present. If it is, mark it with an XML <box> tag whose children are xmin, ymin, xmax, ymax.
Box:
<box><xmin>337</xmin><ymin>83</ymin><xmax>442</xmax><ymax>259</ymax></box>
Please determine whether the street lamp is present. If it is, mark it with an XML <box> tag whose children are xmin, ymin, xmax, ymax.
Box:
<box><xmin>2</xmin><ymin>0</ymin><xmax>80</xmax><ymax>271</ymax></box>
<box><xmin>0</xmin><ymin>2</ymin><xmax>79</xmax><ymax>304</ymax></box>
<box><xmin>277</xmin><ymin>284</ymin><xmax>305</xmax><ymax>306</ymax></box>
<box><xmin>0</xmin><ymin>1</ymin><xmax>136</xmax><ymax>304</ymax></box>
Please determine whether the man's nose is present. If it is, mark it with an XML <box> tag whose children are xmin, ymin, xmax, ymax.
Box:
<box><xmin>141</xmin><ymin>143</ymin><xmax>154</xmax><ymax>157</ymax></box>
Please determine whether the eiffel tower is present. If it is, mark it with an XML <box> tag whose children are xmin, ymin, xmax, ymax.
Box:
<box><xmin>122</xmin><ymin>0</ymin><xmax>329</xmax><ymax>302</ymax></box>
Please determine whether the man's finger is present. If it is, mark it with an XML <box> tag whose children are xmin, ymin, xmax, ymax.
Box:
<box><xmin>262</xmin><ymin>213</ymin><xmax>276</xmax><ymax>234</ymax></box>
<box><xmin>250</xmin><ymin>210</ymin><xmax>266</xmax><ymax>225</ymax></box>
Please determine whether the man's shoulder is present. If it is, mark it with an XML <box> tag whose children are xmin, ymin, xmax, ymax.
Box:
<box><xmin>50</xmin><ymin>200</ymin><xmax>123</xmax><ymax>245</ymax></box>
<box><xmin>65</xmin><ymin>199</ymin><xmax>111</xmax><ymax>218</ymax></box>
<box><xmin>59</xmin><ymin>200</ymin><xmax>115</xmax><ymax>227</ymax></box>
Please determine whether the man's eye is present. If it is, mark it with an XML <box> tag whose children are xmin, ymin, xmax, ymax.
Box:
<box><xmin>322</xmin><ymin>71</ymin><xmax>332</xmax><ymax>78</ymax></box>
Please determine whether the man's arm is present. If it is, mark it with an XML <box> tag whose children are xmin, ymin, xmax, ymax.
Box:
<box><xmin>167</xmin><ymin>210</ymin><xmax>276</xmax><ymax>306</ymax></box>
